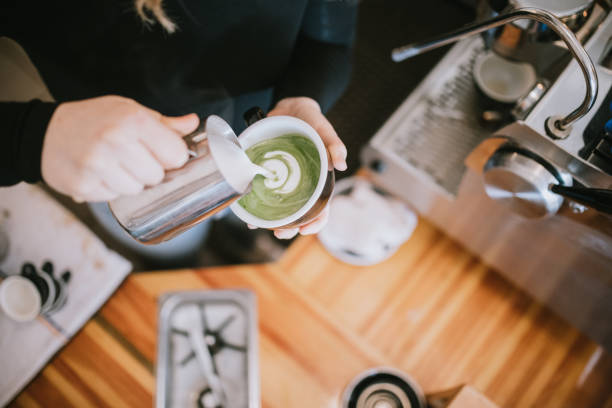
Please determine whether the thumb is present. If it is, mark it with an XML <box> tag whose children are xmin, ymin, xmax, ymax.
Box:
<box><xmin>160</xmin><ymin>113</ymin><xmax>200</xmax><ymax>135</ymax></box>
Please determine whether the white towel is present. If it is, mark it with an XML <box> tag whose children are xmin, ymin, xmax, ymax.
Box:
<box><xmin>0</xmin><ymin>183</ymin><xmax>132</xmax><ymax>406</ymax></box>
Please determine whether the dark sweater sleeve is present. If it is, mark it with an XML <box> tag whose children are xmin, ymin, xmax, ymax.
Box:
<box><xmin>273</xmin><ymin>0</ymin><xmax>358</xmax><ymax>113</ymax></box>
<box><xmin>0</xmin><ymin>100</ymin><xmax>58</xmax><ymax>186</ymax></box>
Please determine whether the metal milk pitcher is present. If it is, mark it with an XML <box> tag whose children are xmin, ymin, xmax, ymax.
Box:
<box><xmin>109</xmin><ymin>115</ymin><xmax>256</xmax><ymax>244</ymax></box>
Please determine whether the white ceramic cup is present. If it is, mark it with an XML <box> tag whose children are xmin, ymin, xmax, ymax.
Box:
<box><xmin>230</xmin><ymin>115</ymin><xmax>334</xmax><ymax>229</ymax></box>
<box><xmin>473</xmin><ymin>51</ymin><xmax>537</xmax><ymax>103</ymax></box>
<box><xmin>0</xmin><ymin>275</ymin><xmax>41</xmax><ymax>322</ymax></box>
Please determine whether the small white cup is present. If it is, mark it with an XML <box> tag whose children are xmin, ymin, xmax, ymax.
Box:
<box><xmin>230</xmin><ymin>115</ymin><xmax>334</xmax><ymax>229</ymax></box>
<box><xmin>0</xmin><ymin>275</ymin><xmax>41</xmax><ymax>322</ymax></box>
<box><xmin>473</xmin><ymin>51</ymin><xmax>537</xmax><ymax>103</ymax></box>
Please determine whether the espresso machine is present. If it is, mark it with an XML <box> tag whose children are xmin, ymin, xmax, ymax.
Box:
<box><xmin>362</xmin><ymin>1</ymin><xmax>612</xmax><ymax>350</ymax></box>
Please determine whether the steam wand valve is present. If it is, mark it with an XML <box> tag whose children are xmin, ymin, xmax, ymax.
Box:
<box><xmin>549</xmin><ymin>184</ymin><xmax>612</xmax><ymax>214</ymax></box>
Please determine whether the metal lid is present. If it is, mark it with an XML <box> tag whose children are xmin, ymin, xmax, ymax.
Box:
<box><xmin>341</xmin><ymin>367</ymin><xmax>426</xmax><ymax>408</ymax></box>
<box><xmin>355</xmin><ymin>383</ymin><xmax>412</xmax><ymax>408</ymax></box>
<box><xmin>483</xmin><ymin>146</ymin><xmax>571</xmax><ymax>218</ymax></box>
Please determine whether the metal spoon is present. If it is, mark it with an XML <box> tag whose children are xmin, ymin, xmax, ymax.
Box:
<box><xmin>174</xmin><ymin>304</ymin><xmax>226</xmax><ymax>407</ymax></box>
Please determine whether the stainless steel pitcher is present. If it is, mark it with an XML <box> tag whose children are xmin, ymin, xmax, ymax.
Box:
<box><xmin>109</xmin><ymin>115</ymin><xmax>256</xmax><ymax>244</ymax></box>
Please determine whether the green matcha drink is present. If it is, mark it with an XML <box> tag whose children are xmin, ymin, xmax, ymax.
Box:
<box><xmin>238</xmin><ymin>134</ymin><xmax>321</xmax><ymax>220</ymax></box>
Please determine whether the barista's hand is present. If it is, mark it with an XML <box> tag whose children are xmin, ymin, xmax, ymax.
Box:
<box><xmin>263</xmin><ymin>97</ymin><xmax>347</xmax><ymax>239</ymax></box>
<box><xmin>41</xmin><ymin>95</ymin><xmax>199</xmax><ymax>202</ymax></box>
<box><xmin>268</xmin><ymin>97</ymin><xmax>347</xmax><ymax>171</ymax></box>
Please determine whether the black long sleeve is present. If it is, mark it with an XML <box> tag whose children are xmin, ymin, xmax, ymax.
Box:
<box><xmin>0</xmin><ymin>0</ymin><xmax>357</xmax><ymax>186</ymax></box>
<box><xmin>0</xmin><ymin>101</ymin><xmax>57</xmax><ymax>186</ymax></box>
<box><xmin>273</xmin><ymin>0</ymin><xmax>358</xmax><ymax>112</ymax></box>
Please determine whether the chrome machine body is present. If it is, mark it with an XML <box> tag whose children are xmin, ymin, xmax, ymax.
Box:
<box><xmin>362</xmin><ymin>7</ymin><xmax>612</xmax><ymax>349</ymax></box>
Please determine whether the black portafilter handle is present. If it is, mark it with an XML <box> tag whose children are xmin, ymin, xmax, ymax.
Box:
<box><xmin>243</xmin><ymin>106</ymin><xmax>266</xmax><ymax>127</ymax></box>
<box><xmin>550</xmin><ymin>184</ymin><xmax>612</xmax><ymax>215</ymax></box>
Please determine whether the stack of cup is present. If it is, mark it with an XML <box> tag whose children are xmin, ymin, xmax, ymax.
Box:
<box><xmin>0</xmin><ymin>262</ymin><xmax>70</xmax><ymax>322</ymax></box>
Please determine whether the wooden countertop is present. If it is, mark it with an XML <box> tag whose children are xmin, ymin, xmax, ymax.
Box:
<box><xmin>10</xmin><ymin>220</ymin><xmax>612</xmax><ymax>407</ymax></box>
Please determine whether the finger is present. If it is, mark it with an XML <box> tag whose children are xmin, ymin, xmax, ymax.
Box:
<box><xmin>58</xmin><ymin>156</ymin><xmax>123</xmax><ymax>202</ymax></box>
<box><xmin>160</xmin><ymin>113</ymin><xmax>200</xmax><ymax>135</ymax></box>
<box><xmin>312</xmin><ymin>116</ymin><xmax>341</xmax><ymax>150</ymax></box>
<box><xmin>83</xmin><ymin>182</ymin><xmax>120</xmax><ymax>202</ymax></box>
<box><xmin>328</xmin><ymin>143</ymin><xmax>348</xmax><ymax>171</ymax></box>
<box><xmin>118</xmin><ymin>141</ymin><xmax>165</xmax><ymax>186</ymax></box>
<box><xmin>298</xmin><ymin>205</ymin><xmax>330</xmax><ymax>235</ymax></box>
<box><xmin>299</xmin><ymin>109</ymin><xmax>340</xmax><ymax>148</ymax></box>
<box><xmin>75</xmin><ymin>180</ymin><xmax>119</xmax><ymax>203</ymax></box>
<box><xmin>274</xmin><ymin>228</ymin><xmax>299</xmax><ymax>240</ymax></box>
<box><xmin>139</xmin><ymin>120</ymin><xmax>189</xmax><ymax>170</ymax></box>
<box><xmin>247</xmin><ymin>224</ymin><xmax>258</xmax><ymax>230</ymax></box>
<box><xmin>98</xmin><ymin>162</ymin><xmax>144</xmax><ymax>195</ymax></box>
<box><xmin>285</xmin><ymin>107</ymin><xmax>348</xmax><ymax>171</ymax></box>
<box><xmin>267</xmin><ymin>107</ymin><xmax>284</xmax><ymax>117</ymax></box>
<box><xmin>96</xmin><ymin>182</ymin><xmax>120</xmax><ymax>202</ymax></box>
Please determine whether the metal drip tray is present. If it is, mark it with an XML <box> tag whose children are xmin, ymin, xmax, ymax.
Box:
<box><xmin>156</xmin><ymin>290</ymin><xmax>259</xmax><ymax>408</ymax></box>
<box><xmin>368</xmin><ymin>37</ymin><xmax>491</xmax><ymax>196</ymax></box>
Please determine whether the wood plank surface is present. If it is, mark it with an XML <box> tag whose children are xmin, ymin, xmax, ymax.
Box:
<box><xmin>10</xmin><ymin>220</ymin><xmax>612</xmax><ymax>408</ymax></box>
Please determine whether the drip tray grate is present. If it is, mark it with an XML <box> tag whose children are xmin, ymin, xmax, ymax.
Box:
<box><xmin>374</xmin><ymin>38</ymin><xmax>493</xmax><ymax>196</ymax></box>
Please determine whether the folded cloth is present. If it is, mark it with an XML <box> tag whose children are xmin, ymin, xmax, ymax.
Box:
<box><xmin>0</xmin><ymin>183</ymin><xmax>132</xmax><ymax>406</ymax></box>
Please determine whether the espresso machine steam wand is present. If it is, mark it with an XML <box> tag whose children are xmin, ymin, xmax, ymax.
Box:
<box><xmin>392</xmin><ymin>7</ymin><xmax>598</xmax><ymax>140</ymax></box>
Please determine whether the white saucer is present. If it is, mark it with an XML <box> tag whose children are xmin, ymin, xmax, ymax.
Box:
<box><xmin>318</xmin><ymin>177</ymin><xmax>418</xmax><ymax>266</ymax></box>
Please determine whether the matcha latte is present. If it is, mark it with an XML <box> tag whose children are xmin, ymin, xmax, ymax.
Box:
<box><xmin>238</xmin><ymin>134</ymin><xmax>321</xmax><ymax>220</ymax></box>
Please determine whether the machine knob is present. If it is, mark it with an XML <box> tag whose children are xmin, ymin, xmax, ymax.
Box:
<box><xmin>482</xmin><ymin>146</ymin><xmax>569</xmax><ymax>218</ymax></box>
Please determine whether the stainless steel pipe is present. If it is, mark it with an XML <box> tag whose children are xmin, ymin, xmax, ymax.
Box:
<box><xmin>392</xmin><ymin>8</ymin><xmax>598</xmax><ymax>139</ymax></box>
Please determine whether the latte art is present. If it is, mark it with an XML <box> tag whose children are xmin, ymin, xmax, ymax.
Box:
<box><xmin>238</xmin><ymin>134</ymin><xmax>321</xmax><ymax>221</ymax></box>
<box><xmin>261</xmin><ymin>151</ymin><xmax>301</xmax><ymax>193</ymax></box>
